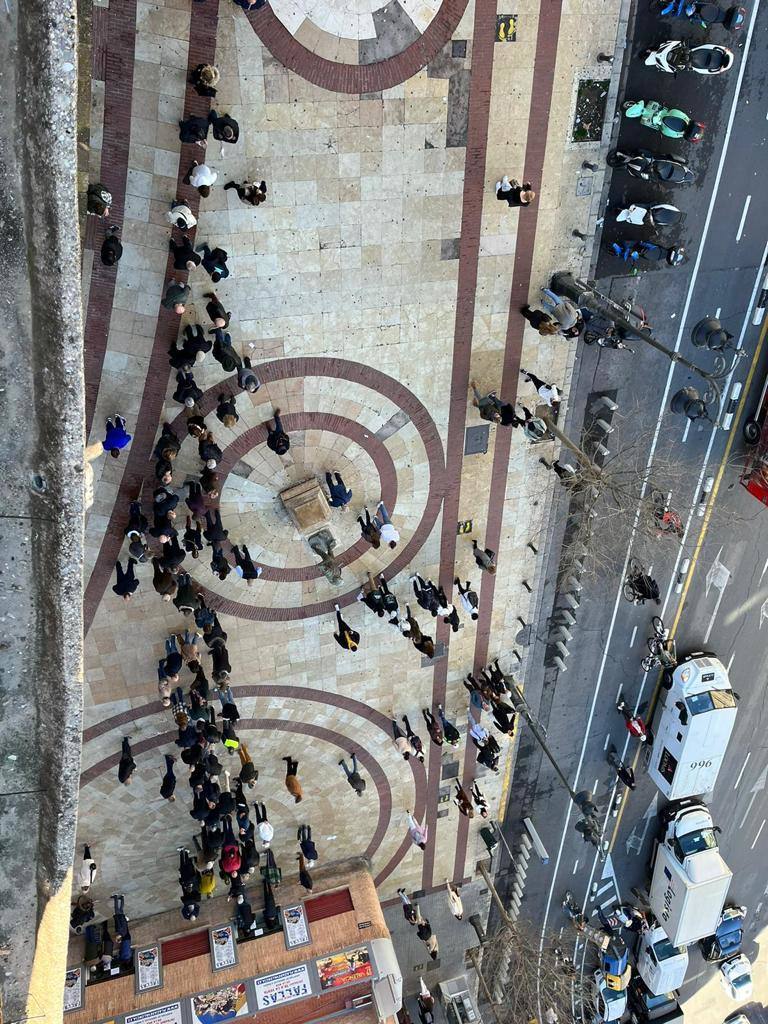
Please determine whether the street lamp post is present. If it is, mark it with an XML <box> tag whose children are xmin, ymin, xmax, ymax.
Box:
<box><xmin>551</xmin><ymin>271</ymin><xmax>745</xmax><ymax>408</ymax></box>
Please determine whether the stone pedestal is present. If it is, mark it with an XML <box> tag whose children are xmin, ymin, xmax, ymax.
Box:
<box><xmin>279</xmin><ymin>478</ymin><xmax>331</xmax><ymax>534</ymax></box>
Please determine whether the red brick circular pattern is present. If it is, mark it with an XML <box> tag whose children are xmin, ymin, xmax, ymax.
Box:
<box><xmin>166</xmin><ymin>356</ymin><xmax>446</xmax><ymax>621</ymax></box>
<box><xmin>79</xmin><ymin>686</ymin><xmax>428</xmax><ymax>884</ymax></box>
<box><xmin>206</xmin><ymin>412</ymin><xmax>400</xmax><ymax>582</ymax></box>
<box><xmin>244</xmin><ymin>0</ymin><xmax>469</xmax><ymax>94</ymax></box>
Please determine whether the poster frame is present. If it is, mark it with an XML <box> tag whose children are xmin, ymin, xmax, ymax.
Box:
<box><xmin>188</xmin><ymin>980</ymin><xmax>250</xmax><ymax>1024</ymax></box>
<box><xmin>313</xmin><ymin>943</ymin><xmax>373</xmax><ymax>992</ymax></box>
<box><xmin>134</xmin><ymin>944</ymin><xmax>164</xmax><ymax>995</ymax></box>
<box><xmin>252</xmin><ymin>962</ymin><xmax>314</xmax><ymax>1011</ymax></box>
<box><xmin>282</xmin><ymin>904</ymin><xmax>312</xmax><ymax>950</ymax></box>
<box><xmin>208</xmin><ymin>923</ymin><xmax>239</xmax><ymax>972</ymax></box>
<box><xmin>64</xmin><ymin>965</ymin><xmax>85</xmax><ymax>1013</ymax></box>
<box><xmin>123</xmin><ymin>1000</ymin><xmax>183</xmax><ymax>1024</ymax></box>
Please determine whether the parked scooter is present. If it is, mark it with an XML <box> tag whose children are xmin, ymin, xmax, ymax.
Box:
<box><xmin>615</xmin><ymin>203</ymin><xmax>683</xmax><ymax>228</ymax></box>
<box><xmin>654</xmin><ymin>0</ymin><xmax>746</xmax><ymax>31</ymax></box>
<box><xmin>644</xmin><ymin>40</ymin><xmax>734</xmax><ymax>74</ymax></box>
<box><xmin>623</xmin><ymin>99</ymin><xmax>705</xmax><ymax>141</ymax></box>
<box><xmin>607</xmin><ymin>149</ymin><xmax>695</xmax><ymax>185</ymax></box>
<box><xmin>610</xmin><ymin>239</ymin><xmax>686</xmax><ymax>267</ymax></box>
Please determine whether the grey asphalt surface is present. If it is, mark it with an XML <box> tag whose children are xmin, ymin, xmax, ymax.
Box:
<box><xmin>496</xmin><ymin>0</ymin><xmax>768</xmax><ymax>1015</ymax></box>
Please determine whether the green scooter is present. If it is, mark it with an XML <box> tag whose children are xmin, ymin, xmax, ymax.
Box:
<box><xmin>623</xmin><ymin>99</ymin><xmax>705</xmax><ymax>141</ymax></box>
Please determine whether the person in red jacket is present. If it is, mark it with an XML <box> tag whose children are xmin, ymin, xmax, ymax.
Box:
<box><xmin>616</xmin><ymin>700</ymin><xmax>648</xmax><ymax>742</ymax></box>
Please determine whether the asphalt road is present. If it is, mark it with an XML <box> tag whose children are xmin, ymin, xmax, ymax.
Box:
<box><xmin>497</xmin><ymin>0</ymin><xmax>768</xmax><ymax>1015</ymax></box>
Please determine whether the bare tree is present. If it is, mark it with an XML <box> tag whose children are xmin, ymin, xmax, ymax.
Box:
<box><xmin>539</xmin><ymin>406</ymin><xmax>756</xmax><ymax>582</ymax></box>
<box><xmin>474</xmin><ymin>916</ymin><xmax>582</xmax><ymax>1024</ymax></box>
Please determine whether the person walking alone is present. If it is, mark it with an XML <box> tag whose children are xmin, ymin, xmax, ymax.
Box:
<box><xmin>160</xmin><ymin>754</ymin><xmax>177</xmax><ymax>801</ymax></box>
<box><xmin>407</xmin><ymin>811</ymin><xmax>428</xmax><ymax>850</ymax></box>
<box><xmin>338</xmin><ymin>752</ymin><xmax>367</xmax><ymax>795</ymax></box>
<box><xmin>421</xmin><ymin>708</ymin><xmax>443</xmax><ymax>746</ymax></box>
<box><xmin>472</xmin><ymin>539</ymin><xmax>497</xmax><ymax>575</ymax></box>
<box><xmin>607</xmin><ymin>746</ymin><xmax>636</xmax><ymax>790</ymax></box>
<box><xmin>398</xmin><ymin>888</ymin><xmax>417</xmax><ymax>925</ymax></box>
<box><xmin>266</xmin><ymin>409</ymin><xmax>290</xmax><ymax>455</ymax></box>
<box><xmin>333</xmin><ymin>604</ymin><xmax>360</xmax><ymax>651</ymax></box>
<box><xmin>374</xmin><ymin>501</ymin><xmax>399</xmax><ymax>548</ymax></box>
<box><xmin>453</xmin><ymin>782</ymin><xmax>474</xmax><ymax>817</ymax></box>
<box><xmin>224</xmin><ymin>179</ymin><xmax>267</xmax><ymax>206</ymax></box>
<box><xmin>445</xmin><ymin>881</ymin><xmax>464</xmax><ymax>920</ymax></box>
<box><xmin>325</xmin><ymin>472</ymin><xmax>352</xmax><ymax>509</ymax></box>
<box><xmin>102</xmin><ymin>415</ymin><xmax>132</xmax><ymax>458</ymax></box>
<box><xmin>616</xmin><ymin>700</ymin><xmax>648</xmax><ymax>742</ymax></box>
<box><xmin>357</xmin><ymin>508</ymin><xmax>381</xmax><ymax>549</ymax></box>
<box><xmin>112</xmin><ymin>559</ymin><xmax>139</xmax><ymax>600</ymax></box>
<box><xmin>495</xmin><ymin>176</ymin><xmax>536</xmax><ymax>207</ymax></box>
<box><xmin>282</xmin><ymin>756</ymin><xmax>303</xmax><ymax>803</ymax></box>
<box><xmin>455</xmin><ymin>578</ymin><xmax>479</xmax><ymax>620</ymax></box>
<box><xmin>118</xmin><ymin>737</ymin><xmax>136</xmax><ymax>784</ymax></box>
<box><xmin>392</xmin><ymin>719</ymin><xmax>411</xmax><ymax>760</ymax></box>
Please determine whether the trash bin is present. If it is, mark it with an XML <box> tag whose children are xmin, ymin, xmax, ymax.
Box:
<box><xmin>480</xmin><ymin>826</ymin><xmax>499</xmax><ymax>855</ymax></box>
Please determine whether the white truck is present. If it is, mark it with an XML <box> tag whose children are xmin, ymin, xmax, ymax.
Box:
<box><xmin>647</xmin><ymin>654</ymin><xmax>737</xmax><ymax>801</ymax></box>
<box><xmin>649</xmin><ymin>801</ymin><xmax>732</xmax><ymax>947</ymax></box>
<box><xmin>636</xmin><ymin>926</ymin><xmax>688</xmax><ymax>994</ymax></box>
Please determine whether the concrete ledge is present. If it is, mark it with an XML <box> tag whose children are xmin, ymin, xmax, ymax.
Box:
<box><xmin>0</xmin><ymin>0</ymin><xmax>85</xmax><ymax>1020</ymax></box>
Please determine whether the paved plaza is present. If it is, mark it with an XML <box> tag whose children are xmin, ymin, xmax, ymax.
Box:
<box><xmin>78</xmin><ymin>0</ymin><xmax>612</xmax><ymax>921</ymax></box>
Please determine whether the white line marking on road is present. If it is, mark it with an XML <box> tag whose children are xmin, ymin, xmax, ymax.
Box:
<box><xmin>760</xmin><ymin>555</ymin><xmax>768</xmax><ymax>582</ymax></box>
<box><xmin>596</xmin><ymin>881</ymin><xmax>613</xmax><ymax>898</ymax></box>
<box><xmin>593</xmin><ymin>778</ymin><xmax>599</xmax><ymax>795</ymax></box>
<box><xmin>727</xmin><ymin>651</ymin><xmax>736</xmax><ymax>672</ymax></box>
<box><xmin>734</xmin><ymin>752</ymin><xmax>751</xmax><ymax>789</ymax></box>
<box><xmin>573</xmin><ymin>859</ymin><xmax>579</xmax><ymax>874</ymax></box>
<box><xmin>600</xmin><ymin>896</ymin><xmax>616</xmax><ymax>910</ymax></box>
<box><xmin>736</xmin><ymin>195</ymin><xmax>752</xmax><ymax>241</ymax></box>
<box><xmin>615</xmin><ymin>682</ymin><xmax>623</xmax><ymax>702</ymax></box>
<box><xmin>704</xmin><ymin>583</ymin><xmax>729</xmax><ymax>644</ymax></box>
<box><xmin>740</xmin><ymin>767</ymin><xmax>768</xmax><ymax>828</ymax></box>
<box><xmin>629</xmin><ymin>625</ymin><xmax>638</xmax><ymax>648</ymax></box>
<box><xmin>603</xmin><ymin>732</ymin><xmax>611</xmax><ymax>751</ymax></box>
<box><xmin>544</xmin><ymin>0</ymin><xmax>764</xmax><ymax>975</ymax></box>
<box><xmin>682</xmin><ymin>418</ymin><xmax>691</xmax><ymax>443</ymax></box>
<box><xmin>751</xmin><ymin>820</ymin><xmax>766</xmax><ymax>849</ymax></box>
<box><xmin>715</xmin><ymin>307</ymin><xmax>722</xmax><ymax>319</ymax></box>
<box><xmin>648</xmin><ymin>565</ymin><xmax>653</xmax><ymax>575</ymax></box>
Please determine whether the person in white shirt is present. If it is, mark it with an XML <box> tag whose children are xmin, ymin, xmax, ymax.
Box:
<box><xmin>406</xmin><ymin>811</ymin><xmax>429</xmax><ymax>850</ymax></box>
<box><xmin>184</xmin><ymin>160</ymin><xmax>218</xmax><ymax>197</ymax></box>
<box><xmin>167</xmin><ymin>200</ymin><xmax>197</xmax><ymax>231</ymax></box>
<box><xmin>445</xmin><ymin>880</ymin><xmax>464</xmax><ymax>920</ymax></box>
<box><xmin>374</xmin><ymin>501</ymin><xmax>399</xmax><ymax>548</ymax></box>
<box><xmin>455</xmin><ymin>579</ymin><xmax>479</xmax><ymax>620</ymax></box>
<box><xmin>254</xmin><ymin>802</ymin><xmax>274</xmax><ymax>848</ymax></box>
<box><xmin>76</xmin><ymin>845</ymin><xmax>98</xmax><ymax>893</ymax></box>
<box><xmin>520</xmin><ymin>367</ymin><xmax>561</xmax><ymax>408</ymax></box>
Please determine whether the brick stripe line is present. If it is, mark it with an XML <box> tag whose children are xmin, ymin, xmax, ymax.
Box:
<box><xmin>82</xmin><ymin>0</ymin><xmax>226</xmax><ymax>635</ymax></box>
<box><xmin>80</xmin><ymin>720</ymin><xmax>392</xmax><ymax>865</ymax></box>
<box><xmin>84</xmin><ymin>357</ymin><xmax>445</xmax><ymax>632</ymax></box>
<box><xmin>83</xmin><ymin>0</ymin><xmax>139</xmax><ymax>434</ymax></box>
<box><xmin>419</xmin><ymin>0</ymin><xmax>499</xmax><ymax>893</ymax></box>
<box><xmin>451</xmin><ymin>1</ymin><xmax>565</xmax><ymax>882</ymax></box>
<box><xmin>245</xmin><ymin>0</ymin><xmax>468</xmax><ymax>95</ymax></box>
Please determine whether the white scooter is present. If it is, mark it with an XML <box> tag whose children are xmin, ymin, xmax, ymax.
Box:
<box><xmin>615</xmin><ymin>203</ymin><xmax>682</xmax><ymax>228</ymax></box>
<box><xmin>644</xmin><ymin>40</ymin><xmax>734</xmax><ymax>74</ymax></box>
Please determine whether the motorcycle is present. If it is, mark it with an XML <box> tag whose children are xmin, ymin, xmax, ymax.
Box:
<box><xmin>654</xmin><ymin>0</ymin><xmax>747</xmax><ymax>30</ymax></box>
<box><xmin>607</xmin><ymin>148</ymin><xmax>696</xmax><ymax>185</ymax></box>
<box><xmin>616</xmin><ymin>203</ymin><xmax>683</xmax><ymax>228</ymax></box>
<box><xmin>644</xmin><ymin>40</ymin><xmax>734</xmax><ymax>74</ymax></box>
<box><xmin>623</xmin><ymin>99</ymin><xmax>705</xmax><ymax>141</ymax></box>
<box><xmin>610</xmin><ymin>239</ymin><xmax>687</xmax><ymax>266</ymax></box>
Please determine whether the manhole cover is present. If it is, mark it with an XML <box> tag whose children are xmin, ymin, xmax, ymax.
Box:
<box><xmin>465</xmin><ymin>425</ymin><xmax>489</xmax><ymax>455</ymax></box>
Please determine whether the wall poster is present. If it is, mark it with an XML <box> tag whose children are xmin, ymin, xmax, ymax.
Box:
<box><xmin>63</xmin><ymin>966</ymin><xmax>84</xmax><ymax>1013</ymax></box>
<box><xmin>253</xmin><ymin>964</ymin><xmax>313</xmax><ymax>1010</ymax></box>
<box><xmin>209</xmin><ymin>924</ymin><xmax>238</xmax><ymax>972</ymax></box>
<box><xmin>315</xmin><ymin>946</ymin><xmax>373</xmax><ymax>990</ymax></box>
<box><xmin>191</xmin><ymin>983</ymin><xmax>249</xmax><ymax>1024</ymax></box>
<box><xmin>134</xmin><ymin>945</ymin><xmax>163</xmax><ymax>994</ymax></box>
<box><xmin>282</xmin><ymin>904</ymin><xmax>311</xmax><ymax>950</ymax></box>
<box><xmin>124</xmin><ymin>1002</ymin><xmax>183</xmax><ymax>1024</ymax></box>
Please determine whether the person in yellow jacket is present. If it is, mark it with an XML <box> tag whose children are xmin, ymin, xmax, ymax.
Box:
<box><xmin>199</xmin><ymin>868</ymin><xmax>216</xmax><ymax>899</ymax></box>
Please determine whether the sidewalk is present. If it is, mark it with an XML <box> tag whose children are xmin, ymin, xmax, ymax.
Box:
<box><xmin>77</xmin><ymin>0</ymin><xmax>623</xmax><ymax>941</ymax></box>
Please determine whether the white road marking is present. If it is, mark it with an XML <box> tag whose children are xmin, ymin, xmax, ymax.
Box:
<box><xmin>760</xmin><ymin>555</ymin><xmax>768</xmax><ymax>582</ymax></box>
<box><xmin>615</xmin><ymin>682</ymin><xmax>623</xmax><ymax>702</ymax></box>
<box><xmin>761</xmin><ymin>598</ymin><xmax>768</xmax><ymax>630</ymax></box>
<box><xmin>727</xmin><ymin>651</ymin><xmax>736</xmax><ymax>672</ymax></box>
<box><xmin>625</xmin><ymin>795</ymin><xmax>659</xmax><ymax>855</ymax></box>
<box><xmin>593</xmin><ymin>778</ymin><xmax>599</xmax><ymax>795</ymax></box>
<box><xmin>595</xmin><ymin>881</ymin><xmax>613</xmax><ymax>898</ymax></box>
<box><xmin>704</xmin><ymin>548</ymin><xmax>732</xmax><ymax>643</ymax></box>
<box><xmin>715</xmin><ymin>307</ymin><xmax>722</xmax><ymax>319</ymax></box>
<box><xmin>751</xmin><ymin>819</ymin><xmax>766</xmax><ymax>849</ymax></box>
<box><xmin>603</xmin><ymin>732</ymin><xmax>611</xmax><ymax>751</ymax></box>
<box><xmin>736</xmin><ymin>194</ymin><xmax>752</xmax><ymax>241</ymax></box>
<box><xmin>734</xmin><ymin>752</ymin><xmax>751</xmax><ymax>789</ymax></box>
<box><xmin>629</xmin><ymin>625</ymin><xmax>638</xmax><ymax>648</ymax></box>
<box><xmin>573</xmin><ymin>859</ymin><xmax>579</xmax><ymax>874</ymax></box>
<box><xmin>541</xmin><ymin>0</ymin><xmax>764</xmax><ymax>968</ymax></box>
<box><xmin>739</xmin><ymin>766</ymin><xmax>768</xmax><ymax>828</ymax></box>
<box><xmin>682</xmin><ymin>418</ymin><xmax>691</xmax><ymax>443</ymax></box>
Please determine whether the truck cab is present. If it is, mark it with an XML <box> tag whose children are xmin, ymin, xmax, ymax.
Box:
<box><xmin>720</xmin><ymin>954</ymin><xmax>753</xmax><ymax>1000</ymax></box>
<box><xmin>647</xmin><ymin>654</ymin><xmax>737</xmax><ymax>801</ymax></box>
<box><xmin>700</xmin><ymin>906</ymin><xmax>747</xmax><ymax>962</ymax></box>
<box><xmin>636</xmin><ymin>927</ymin><xmax>688</xmax><ymax>994</ymax></box>
<box><xmin>649</xmin><ymin>801</ymin><xmax>732</xmax><ymax>946</ymax></box>
<box><xmin>627</xmin><ymin>976</ymin><xmax>683</xmax><ymax>1024</ymax></box>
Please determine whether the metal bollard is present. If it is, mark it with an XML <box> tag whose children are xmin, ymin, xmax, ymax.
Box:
<box><xmin>553</xmin><ymin>656</ymin><xmax>568</xmax><ymax>672</ymax></box>
<box><xmin>552</xmin><ymin>626</ymin><xmax>573</xmax><ymax>642</ymax></box>
<box><xmin>594</xmin><ymin>418</ymin><xmax>614</xmax><ymax>434</ymax></box>
<box><xmin>590</xmin><ymin>396</ymin><xmax>618</xmax><ymax>414</ymax></box>
<box><xmin>556</xmin><ymin>609</ymin><xmax>576</xmax><ymax>625</ymax></box>
<box><xmin>554</xmin><ymin>642</ymin><xmax>569</xmax><ymax>658</ymax></box>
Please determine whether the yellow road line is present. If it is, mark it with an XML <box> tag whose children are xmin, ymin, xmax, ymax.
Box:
<box><xmin>607</xmin><ymin>316</ymin><xmax>768</xmax><ymax>854</ymax></box>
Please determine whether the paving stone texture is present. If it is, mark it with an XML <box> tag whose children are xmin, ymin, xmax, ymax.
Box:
<box><xmin>78</xmin><ymin>0</ymin><xmax>622</xmax><ymax>927</ymax></box>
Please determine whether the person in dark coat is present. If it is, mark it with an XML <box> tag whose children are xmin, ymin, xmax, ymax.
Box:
<box><xmin>161</xmin><ymin>536</ymin><xmax>186</xmax><ymax>572</ymax></box>
<box><xmin>333</xmin><ymin>604</ymin><xmax>360</xmax><ymax>651</ymax></box>
<box><xmin>238</xmin><ymin>742</ymin><xmax>258</xmax><ymax>786</ymax></box>
<box><xmin>297</xmin><ymin>825</ymin><xmax>318</xmax><ymax>865</ymax></box>
<box><xmin>297</xmin><ymin>852</ymin><xmax>313</xmax><ymax>891</ymax></box>
<box><xmin>169</xmin><ymin>235</ymin><xmax>202</xmax><ymax>272</ymax></box>
<box><xmin>112</xmin><ymin>559</ymin><xmax>139</xmax><ymax>599</ymax></box>
<box><xmin>338</xmin><ymin>752</ymin><xmax>366</xmax><ymax>795</ymax></box>
<box><xmin>118</xmin><ymin>737</ymin><xmax>136</xmax><ymax>784</ymax></box>
<box><xmin>454</xmin><ymin>782</ymin><xmax>474</xmax><ymax>817</ymax></box>
<box><xmin>266</xmin><ymin>409</ymin><xmax>290</xmax><ymax>454</ymax></box>
<box><xmin>413</xmin><ymin>633</ymin><xmax>435</xmax><ymax>659</ymax></box>
<box><xmin>173</xmin><ymin>573</ymin><xmax>197</xmax><ymax>614</ymax></box>
<box><xmin>204</xmin><ymin>508</ymin><xmax>228</xmax><ymax>545</ymax></box>
<box><xmin>198</xmin><ymin>243</ymin><xmax>230</xmax><ymax>282</ymax></box>
<box><xmin>232</xmin><ymin>544</ymin><xmax>262</xmax><ymax>581</ymax></box>
<box><xmin>216</xmin><ymin>393</ymin><xmax>239</xmax><ymax>428</ymax></box>
<box><xmin>325</xmin><ymin>472</ymin><xmax>352</xmax><ymax>508</ymax></box>
<box><xmin>186</xmin><ymin>480</ymin><xmax>208</xmax><ymax>518</ymax></box>
<box><xmin>205</xmin><ymin>291</ymin><xmax>230</xmax><ymax>329</ymax></box>
<box><xmin>160</xmin><ymin>754</ymin><xmax>177</xmax><ymax>801</ymax></box>
<box><xmin>179</xmin><ymin>114</ymin><xmax>209</xmax><ymax>145</ymax></box>
<box><xmin>162</xmin><ymin>281</ymin><xmax>191</xmax><ymax>314</ymax></box>
<box><xmin>496</xmin><ymin>176</ymin><xmax>536</xmax><ymax>206</ymax></box>
<box><xmin>173</xmin><ymin>370</ymin><xmax>203</xmax><ymax>408</ymax></box>
<box><xmin>437</xmin><ymin>704</ymin><xmax>460</xmax><ymax>746</ymax></box>
<box><xmin>208</xmin><ymin>110</ymin><xmax>239</xmax><ymax>143</ymax></box>
<box><xmin>210</xmin><ymin>642</ymin><xmax>231</xmax><ymax>683</ymax></box>
<box><xmin>357</xmin><ymin>508</ymin><xmax>381</xmax><ymax>549</ymax></box>
<box><xmin>422</xmin><ymin>708</ymin><xmax>443</xmax><ymax>746</ymax></box>
<box><xmin>520</xmin><ymin>305</ymin><xmax>559</xmax><ymax>335</ymax></box>
<box><xmin>402</xmin><ymin>715</ymin><xmax>425</xmax><ymax>762</ymax></box>
<box><xmin>237</xmin><ymin>356</ymin><xmax>260</xmax><ymax>392</ymax></box>
<box><xmin>189</xmin><ymin>62</ymin><xmax>219</xmax><ymax>97</ymax></box>
<box><xmin>224</xmin><ymin>179</ymin><xmax>267</xmax><ymax>205</ymax></box>
<box><xmin>86</xmin><ymin>182</ymin><xmax>112</xmax><ymax>217</ymax></box>
<box><xmin>210</xmin><ymin>544</ymin><xmax>231</xmax><ymax>580</ymax></box>
<box><xmin>152</xmin><ymin>557</ymin><xmax>178</xmax><ymax>600</ymax></box>
<box><xmin>183</xmin><ymin>515</ymin><xmax>204</xmax><ymax>558</ymax></box>
<box><xmin>100</xmin><ymin>225</ymin><xmax>123</xmax><ymax>266</ymax></box>
<box><xmin>211</xmin><ymin>328</ymin><xmax>242</xmax><ymax>372</ymax></box>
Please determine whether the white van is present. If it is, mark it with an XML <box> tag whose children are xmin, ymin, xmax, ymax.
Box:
<box><xmin>647</xmin><ymin>654</ymin><xmax>737</xmax><ymax>800</ymax></box>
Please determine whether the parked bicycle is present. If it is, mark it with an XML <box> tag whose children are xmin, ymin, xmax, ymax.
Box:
<box><xmin>623</xmin><ymin>558</ymin><xmax>661</xmax><ymax>605</ymax></box>
<box><xmin>641</xmin><ymin>615</ymin><xmax>677</xmax><ymax>674</ymax></box>
<box><xmin>651</xmin><ymin>488</ymin><xmax>684</xmax><ymax>537</ymax></box>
